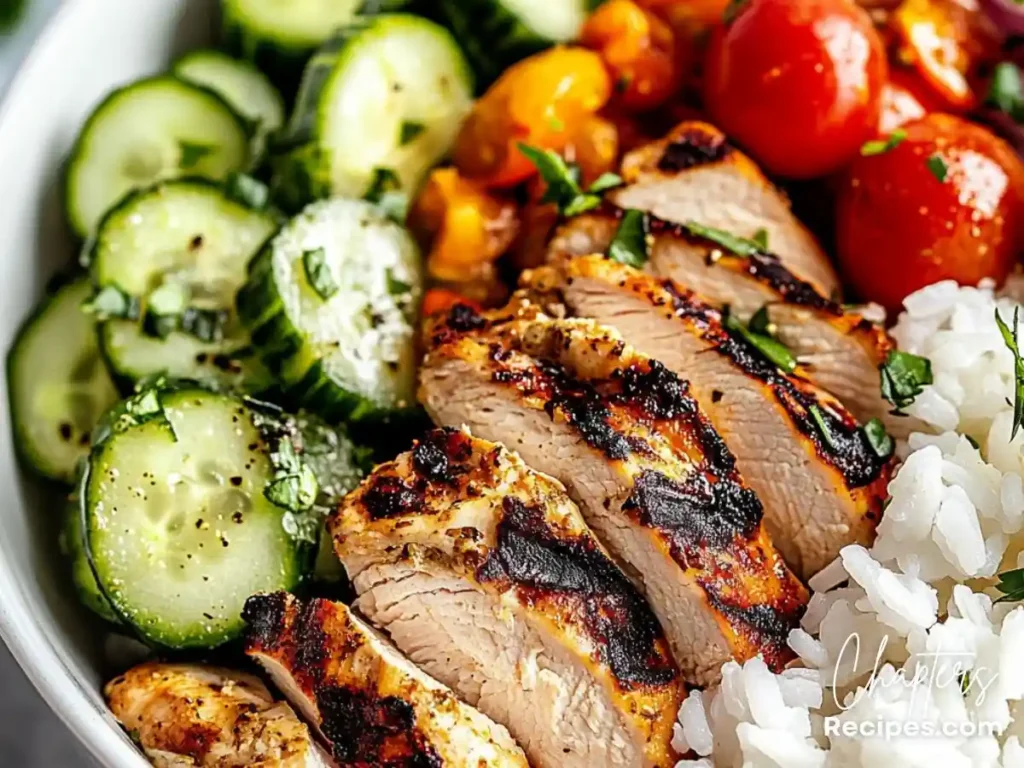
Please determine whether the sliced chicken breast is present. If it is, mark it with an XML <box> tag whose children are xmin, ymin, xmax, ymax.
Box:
<box><xmin>332</xmin><ymin>426</ymin><xmax>684</xmax><ymax>768</ymax></box>
<box><xmin>536</xmin><ymin>255</ymin><xmax>892</xmax><ymax>578</ymax></box>
<box><xmin>547</xmin><ymin>209</ymin><xmax>918</xmax><ymax>438</ymax></box>
<box><xmin>420</xmin><ymin>305</ymin><xmax>808</xmax><ymax>686</ymax></box>
<box><xmin>243</xmin><ymin>593</ymin><xmax>528</xmax><ymax>768</ymax></box>
<box><xmin>105</xmin><ymin>663</ymin><xmax>333</xmax><ymax>768</ymax></box>
<box><xmin>607</xmin><ymin>120</ymin><xmax>840</xmax><ymax>295</ymax></box>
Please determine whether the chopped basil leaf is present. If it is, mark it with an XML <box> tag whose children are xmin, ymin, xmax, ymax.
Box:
<box><xmin>364</xmin><ymin>167</ymin><xmax>408</xmax><ymax>221</ymax></box>
<box><xmin>808</xmin><ymin>405</ymin><xmax>837</xmax><ymax>450</ymax></box>
<box><xmin>751</xmin><ymin>228</ymin><xmax>770</xmax><ymax>251</ymax></box>
<box><xmin>863</xmin><ymin>418</ymin><xmax>894</xmax><ymax>459</ymax></box>
<box><xmin>178</xmin><ymin>140</ymin><xmax>216</xmax><ymax>170</ymax></box>
<box><xmin>225</xmin><ymin>172</ymin><xmax>270</xmax><ymax>210</ymax></box>
<box><xmin>927</xmin><ymin>154</ymin><xmax>949</xmax><ymax>183</ymax></box>
<box><xmin>589</xmin><ymin>172</ymin><xmax>625</xmax><ymax>194</ymax></box>
<box><xmin>607</xmin><ymin>209</ymin><xmax>649</xmax><ymax>268</ymax></box>
<box><xmin>398</xmin><ymin>120</ymin><xmax>426</xmax><ymax>146</ymax></box>
<box><xmin>724</xmin><ymin>313</ymin><xmax>797</xmax><ymax>373</ymax></box>
<box><xmin>386</xmin><ymin>268</ymin><xmax>412</xmax><ymax>297</ymax></box>
<box><xmin>748</xmin><ymin>305</ymin><xmax>773</xmax><ymax>336</ymax></box>
<box><xmin>880</xmin><ymin>350</ymin><xmax>933</xmax><ymax>415</ymax></box>
<box><xmin>181</xmin><ymin>307</ymin><xmax>228</xmax><ymax>344</ymax></box>
<box><xmin>82</xmin><ymin>285</ymin><xmax>140</xmax><ymax>321</ymax></box>
<box><xmin>684</xmin><ymin>221</ymin><xmax>765</xmax><ymax>257</ymax></box>
<box><xmin>264</xmin><ymin>437</ymin><xmax>319</xmax><ymax>517</ymax></box>
<box><xmin>987</xmin><ymin>62</ymin><xmax>1024</xmax><ymax>120</ymax></box>
<box><xmin>518</xmin><ymin>143</ymin><xmax>619</xmax><ymax>217</ymax></box>
<box><xmin>115</xmin><ymin>385</ymin><xmax>177</xmax><ymax>441</ymax></box>
<box><xmin>995</xmin><ymin>307</ymin><xmax>1024</xmax><ymax>440</ymax></box>
<box><xmin>860</xmin><ymin>129</ymin><xmax>907</xmax><ymax>157</ymax></box>
<box><xmin>302</xmin><ymin>248</ymin><xmax>339</xmax><ymax>301</ymax></box>
<box><xmin>995</xmin><ymin>567</ymin><xmax>1024</xmax><ymax>603</ymax></box>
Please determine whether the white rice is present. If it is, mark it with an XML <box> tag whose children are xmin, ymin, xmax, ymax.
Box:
<box><xmin>673</xmin><ymin>282</ymin><xmax>1024</xmax><ymax>767</ymax></box>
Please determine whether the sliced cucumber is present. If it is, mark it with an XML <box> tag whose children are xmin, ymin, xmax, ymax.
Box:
<box><xmin>65</xmin><ymin>76</ymin><xmax>252</xmax><ymax>238</ymax></box>
<box><xmin>83</xmin><ymin>385</ymin><xmax>310</xmax><ymax>649</ymax></box>
<box><xmin>88</xmin><ymin>179</ymin><xmax>279</xmax><ymax>392</ymax></box>
<box><xmin>61</xmin><ymin>495</ymin><xmax>120</xmax><ymax>624</ymax></box>
<box><xmin>238</xmin><ymin>198</ymin><xmax>422</xmax><ymax>421</ymax></box>
<box><xmin>270</xmin><ymin>14</ymin><xmax>473</xmax><ymax>212</ymax></box>
<box><xmin>173</xmin><ymin>49</ymin><xmax>285</xmax><ymax>159</ymax></box>
<box><xmin>221</xmin><ymin>0</ymin><xmax>363</xmax><ymax>98</ymax></box>
<box><xmin>429</xmin><ymin>0</ymin><xmax>594</xmax><ymax>87</ymax></box>
<box><xmin>6</xmin><ymin>278</ymin><xmax>119</xmax><ymax>484</ymax></box>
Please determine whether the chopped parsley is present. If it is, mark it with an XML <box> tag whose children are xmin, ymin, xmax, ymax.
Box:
<box><xmin>860</xmin><ymin>129</ymin><xmax>907</xmax><ymax>157</ymax></box>
<box><xmin>926</xmin><ymin>154</ymin><xmax>949</xmax><ymax>183</ymax></box>
<box><xmin>684</xmin><ymin>221</ymin><xmax>766</xmax><ymax>257</ymax></box>
<box><xmin>386</xmin><ymin>268</ymin><xmax>412</xmax><ymax>297</ymax></box>
<box><xmin>863</xmin><ymin>418</ymin><xmax>894</xmax><ymax>459</ymax></box>
<box><xmin>607</xmin><ymin>210</ymin><xmax>649</xmax><ymax>268</ymax></box>
<box><xmin>880</xmin><ymin>350</ymin><xmax>933</xmax><ymax>415</ymax></box>
<box><xmin>364</xmin><ymin>166</ymin><xmax>408</xmax><ymax>221</ymax></box>
<box><xmin>82</xmin><ymin>284</ymin><xmax>140</xmax><ymax>321</ymax></box>
<box><xmin>808</xmin><ymin>404</ymin><xmax>837</xmax><ymax>450</ymax></box>
<box><xmin>517</xmin><ymin>143</ymin><xmax>621</xmax><ymax>217</ymax></box>
<box><xmin>225</xmin><ymin>172</ymin><xmax>270</xmax><ymax>210</ymax></box>
<box><xmin>398</xmin><ymin>120</ymin><xmax>426</xmax><ymax>146</ymax></box>
<box><xmin>995</xmin><ymin>307</ymin><xmax>1024</xmax><ymax>440</ymax></box>
<box><xmin>177</xmin><ymin>140</ymin><xmax>216</xmax><ymax>170</ymax></box>
<box><xmin>987</xmin><ymin>62</ymin><xmax>1024</xmax><ymax>121</ymax></box>
<box><xmin>994</xmin><ymin>567</ymin><xmax>1024</xmax><ymax>604</ymax></box>
<box><xmin>748</xmin><ymin>305</ymin><xmax>774</xmax><ymax>336</ymax></box>
<box><xmin>302</xmin><ymin>248</ymin><xmax>339</xmax><ymax>301</ymax></box>
<box><xmin>723</xmin><ymin>313</ymin><xmax>797</xmax><ymax>373</ymax></box>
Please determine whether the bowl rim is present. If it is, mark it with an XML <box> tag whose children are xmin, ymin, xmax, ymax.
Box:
<box><xmin>0</xmin><ymin>2</ymin><xmax>145</xmax><ymax>765</ymax></box>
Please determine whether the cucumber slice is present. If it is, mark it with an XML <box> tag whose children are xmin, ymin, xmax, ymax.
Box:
<box><xmin>429</xmin><ymin>0</ymin><xmax>595</xmax><ymax>87</ymax></box>
<box><xmin>88</xmin><ymin>179</ymin><xmax>279</xmax><ymax>392</ymax></box>
<box><xmin>83</xmin><ymin>385</ymin><xmax>309</xmax><ymax>649</ymax></box>
<box><xmin>270</xmin><ymin>14</ymin><xmax>473</xmax><ymax>212</ymax></box>
<box><xmin>65</xmin><ymin>76</ymin><xmax>252</xmax><ymax>238</ymax></box>
<box><xmin>237</xmin><ymin>198</ymin><xmax>422</xmax><ymax>421</ymax></box>
<box><xmin>221</xmin><ymin>0</ymin><xmax>363</xmax><ymax>98</ymax></box>
<box><xmin>6</xmin><ymin>278</ymin><xmax>119</xmax><ymax>484</ymax></box>
<box><xmin>61</xmin><ymin>495</ymin><xmax>120</xmax><ymax>624</ymax></box>
<box><xmin>173</xmin><ymin>49</ymin><xmax>285</xmax><ymax>158</ymax></box>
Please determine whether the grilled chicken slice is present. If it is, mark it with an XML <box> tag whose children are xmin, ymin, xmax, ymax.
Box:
<box><xmin>608</xmin><ymin>121</ymin><xmax>839</xmax><ymax>296</ymax></box>
<box><xmin>535</xmin><ymin>255</ymin><xmax>892</xmax><ymax>578</ymax></box>
<box><xmin>243</xmin><ymin>593</ymin><xmax>527</xmax><ymax>768</ymax></box>
<box><xmin>332</xmin><ymin>427</ymin><xmax>684</xmax><ymax>768</ymax></box>
<box><xmin>105</xmin><ymin>663</ymin><xmax>332</xmax><ymax>768</ymax></box>
<box><xmin>420</xmin><ymin>305</ymin><xmax>809</xmax><ymax>685</ymax></box>
<box><xmin>547</xmin><ymin>209</ymin><xmax>917</xmax><ymax>438</ymax></box>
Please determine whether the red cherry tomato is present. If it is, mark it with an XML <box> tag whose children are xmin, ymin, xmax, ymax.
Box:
<box><xmin>703</xmin><ymin>0</ymin><xmax>888</xmax><ymax>179</ymax></box>
<box><xmin>836</xmin><ymin>113</ymin><xmax>1024</xmax><ymax>315</ymax></box>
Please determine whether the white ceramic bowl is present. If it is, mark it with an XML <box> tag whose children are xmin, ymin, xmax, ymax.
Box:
<box><xmin>0</xmin><ymin>1</ymin><xmax>222</xmax><ymax>765</ymax></box>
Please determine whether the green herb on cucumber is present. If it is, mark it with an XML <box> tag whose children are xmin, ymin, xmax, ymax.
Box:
<box><xmin>399</xmin><ymin>120</ymin><xmax>427</xmax><ymax>146</ymax></box>
<box><xmin>178</xmin><ymin>140</ymin><xmax>217</xmax><ymax>170</ymax></box>
<box><xmin>302</xmin><ymin>248</ymin><xmax>339</xmax><ymax>300</ymax></box>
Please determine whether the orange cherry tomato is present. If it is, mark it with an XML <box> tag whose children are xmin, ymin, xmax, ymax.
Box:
<box><xmin>422</xmin><ymin>288</ymin><xmax>483</xmax><ymax>318</ymax></box>
<box><xmin>879</xmin><ymin>68</ymin><xmax>941</xmax><ymax>135</ymax></box>
<box><xmin>836</xmin><ymin>113</ymin><xmax>1024</xmax><ymax>315</ymax></box>
<box><xmin>409</xmin><ymin>168</ymin><xmax>520</xmax><ymax>284</ymax></box>
<box><xmin>453</xmin><ymin>47</ymin><xmax>612</xmax><ymax>189</ymax></box>
<box><xmin>703</xmin><ymin>0</ymin><xmax>888</xmax><ymax>179</ymax></box>
<box><xmin>581</xmin><ymin>0</ymin><xmax>682</xmax><ymax>112</ymax></box>
<box><xmin>566</xmin><ymin>113</ymin><xmax>620</xmax><ymax>185</ymax></box>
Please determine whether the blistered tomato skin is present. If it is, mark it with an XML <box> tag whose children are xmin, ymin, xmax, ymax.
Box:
<box><xmin>703</xmin><ymin>0</ymin><xmax>888</xmax><ymax>179</ymax></box>
<box><xmin>836</xmin><ymin>114</ymin><xmax>1024</xmax><ymax>315</ymax></box>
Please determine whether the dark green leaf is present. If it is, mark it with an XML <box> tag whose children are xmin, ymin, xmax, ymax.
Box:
<box><xmin>517</xmin><ymin>143</ymin><xmax>604</xmax><ymax>217</ymax></box>
<box><xmin>225</xmin><ymin>172</ymin><xmax>270</xmax><ymax>210</ymax></box>
<box><xmin>364</xmin><ymin>166</ymin><xmax>401</xmax><ymax>203</ymax></box>
<box><xmin>81</xmin><ymin>285</ymin><xmax>140</xmax><ymax>321</ymax></box>
<box><xmin>987</xmin><ymin>62</ymin><xmax>1024</xmax><ymax>119</ymax></box>
<box><xmin>181</xmin><ymin>307</ymin><xmax>228</xmax><ymax>344</ymax></box>
<box><xmin>809</xmin><ymin>405</ymin><xmax>837</xmax><ymax>450</ymax></box>
<box><xmin>588</xmin><ymin>172</ymin><xmax>625</xmax><ymax>194</ymax></box>
<box><xmin>0</xmin><ymin>0</ymin><xmax>26</xmax><ymax>33</ymax></box>
<box><xmin>724</xmin><ymin>313</ymin><xmax>797</xmax><ymax>373</ymax></box>
<box><xmin>860</xmin><ymin>129</ymin><xmax>907</xmax><ymax>157</ymax></box>
<box><xmin>863</xmin><ymin>418</ymin><xmax>894</xmax><ymax>459</ymax></box>
<box><xmin>751</xmin><ymin>228</ymin><xmax>770</xmax><ymax>251</ymax></box>
<box><xmin>748</xmin><ymin>305</ymin><xmax>773</xmax><ymax>336</ymax></box>
<box><xmin>302</xmin><ymin>248</ymin><xmax>339</xmax><ymax>301</ymax></box>
<box><xmin>178</xmin><ymin>140</ymin><xmax>216</xmax><ymax>170</ymax></box>
<box><xmin>114</xmin><ymin>385</ymin><xmax>177</xmax><ymax>441</ymax></box>
<box><xmin>995</xmin><ymin>307</ymin><xmax>1024</xmax><ymax>440</ymax></box>
<box><xmin>607</xmin><ymin>210</ymin><xmax>649</xmax><ymax>268</ymax></box>
<box><xmin>386</xmin><ymin>268</ymin><xmax>413</xmax><ymax>297</ymax></box>
<box><xmin>995</xmin><ymin>567</ymin><xmax>1024</xmax><ymax>604</ymax></box>
<box><xmin>880</xmin><ymin>350</ymin><xmax>934</xmax><ymax>415</ymax></box>
<box><xmin>399</xmin><ymin>120</ymin><xmax>426</xmax><ymax>146</ymax></box>
<box><xmin>264</xmin><ymin>435</ymin><xmax>320</xmax><ymax>519</ymax></box>
<box><xmin>684</xmin><ymin>221</ymin><xmax>765</xmax><ymax>257</ymax></box>
<box><xmin>927</xmin><ymin>154</ymin><xmax>949</xmax><ymax>183</ymax></box>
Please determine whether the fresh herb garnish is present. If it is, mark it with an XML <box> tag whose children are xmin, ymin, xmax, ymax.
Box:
<box><xmin>684</xmin><ymin>221</ymin><xmax>766</xmax><ymax>257</ymax></box>
<box><xmin>863</xmin><ymin>418</ymin><xmax>894</xmax><ymax>459</ymax></box>
<box><xmin>880</xmin><ymin>350</ymin><xmax>933</xmax><ymax>415</ymax></box>
<box><xmin>987</xmin><ymin>62</ymin><xmax>1024</xmax><ymax>120</ymax></box>
<box><xmin>82</xmin><ymin>285</ymin><xmax>140</xmax><ymax>321</ymax></box>
<box><xmin>752</xmin><ymin>228</ymin><xmax>770</xmax><ymax>251</ymax></box>
<box><xmin>399</xmin><ymin>120</ymin><xmax>426</xmax><ymax>146</ymax></box>
<box><xmin>927</xmin><ymin>154</ymin><xmax>949</xmax><ymax>183</ymax></box>
<box><xmin>517</xmin><ymin>143</ymin><xmax>620</xmax><ymax>217</ymax></box>
<box><xmin>995</xmin><ymin>307</ymin><xmax>1024</xmax><ymax>440</ymax></box>
<box><xmin>177</xmin><ymin>140</ymin><xmax>216</xmax><ymax>170</ymax></box>
<box><xmin>808</xmin><ymin>404</ymin><xmax>837</xmax><ymax>450</ymax></box>
<box><xmin>724</xmin><ymin>313</ymin><xmax>797</xmax><ymax>373</ymax></box>
<box><xmin>143</xmin><ymin>281</ymin><xmax>190</xmax><ymax>339</ymax></box>
<box><xmin>994</xmin><ymin>567</ymin><xmax>1024</xmax><ymax>603</ymax></box>
<box><xmin>385</xmin><ymin>268</ymin><xmax>412</xmax><ymax>297</ymax></box>
<box><xmin>302</xmin><ymin>247</ymin><xmax>339</xmax><ymax>301</ymax></box>
<box><xmin>860</xmin><ymin>129</ymin><xmax>907</xmax><ymax>157</ymax></box>
<box><xmin>264</xmin><ymin>437</ymin><xmax>319</xmax><ymax>520</ymax></box>
<box><xmin>607</xmin><ymin>209</ymin><xmax>649</xmax><ymax>268</ymax></box>
<box><xmin>112</xmin><ymin>383</ymin><xmax>177</xmax><ymax>441</ymax></box>
<box><xmin>748</xmin><ymin>305</ymin><xmax>773</xmax><ymax>336</ymax></box>
<box><xmin>225</xmin><ymin>172</ymin><xmax>270</xmax><ymax>210</ymax></box>
<box><xmin>181</xmin><ymin>307</ymin><xmax>228</xmax><ymax>344</ymax></box>
<box><xmin>364</xmin><ymin>167</ymin><xmax>409</xmax><ymax>221</ymax></box>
